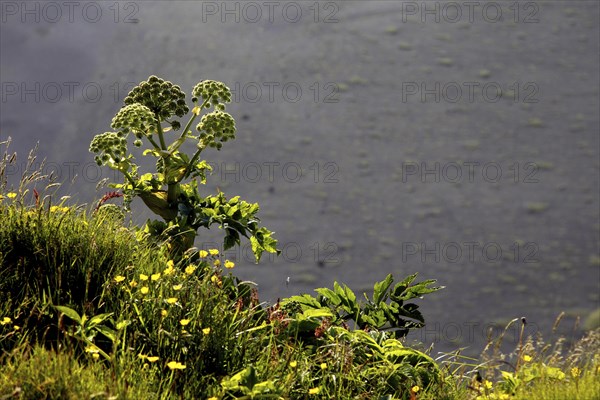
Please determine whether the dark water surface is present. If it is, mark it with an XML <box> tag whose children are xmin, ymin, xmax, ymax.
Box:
<box><xmin>1</xmin><ymin>1</ymin><xmax>599</xmax><ymax>355</ymax></box>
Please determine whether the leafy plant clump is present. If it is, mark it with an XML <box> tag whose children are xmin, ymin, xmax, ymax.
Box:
<box><xmin>283</xmin><ymin>273</ymin><xmax>443</xmax><ymax>339</ymax></box>
<box><xmin>90</xmin><ymin>75</ymin><xmax>278</xmax><ymax>260</ymax></box>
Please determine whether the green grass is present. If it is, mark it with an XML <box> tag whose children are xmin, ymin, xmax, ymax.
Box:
<box><xmin>1</xmin><ymin>145</ymin><xmax>599</xmax><ymax>399</ymax></box>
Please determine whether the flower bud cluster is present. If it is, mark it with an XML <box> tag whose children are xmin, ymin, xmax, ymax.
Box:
<box><xmin>196</xmin><ymin>111</ymin><xmax>236</xmax><ymax>150</ymax></box>
<box><xmin>111</xmin><ymin>103</ymin><xmax>156</xmax><ymax>138</ymax></box>
<box><xmin>192</xmin><ymin>80</ymin><xmax>231</xmax><ymax>110</ymax></box>
<box><xmin>124</xmin><ymin>75</ymin><xmax>188</xmax><ymax>120</ymax></box>
<box><xmin>89</xmin><ymin>132</ymin><xmax>128</xmax><ymax>165</ymax></box>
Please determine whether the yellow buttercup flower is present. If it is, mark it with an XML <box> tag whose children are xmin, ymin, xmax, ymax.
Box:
<box><xmin>290</xmin><ymin>361</ymin><xmax>298</xmax><ymax>368</ymax></box>
<box><xmin>571</xmin><ymin>367</ymin><xmax>581</xmax><ymax>378</ymax></box>
<box><xmin>1</xmin><ymin>317</ymin><xmax>12</xmax><ymax>325</ymax></box>
<box><xmin>213</xmin><ymin>259</ymin><xmax>221</xmax><ymax>267</ymax></box>
<box><xmin>199</xmin><ymin>250</ymin><xmax>209</xmax><ymax>258</ymax></box>
<box><xmin>484</xmin><ymin>380</ymin><xmax>493</xmax><ymax>390</ymax></box>
<box><xmin>164</xmin><ymin>260</ymin><xmax>175</xmax><ymax>275</ymax></box>
<box><xmin>129</xmin><ymin>280</ymin><xmax>138</xmax><ymax>288</ymax></box>
<box><xmin>167</xmin><ymin>361</ymin><xmax>186</xmax><ymax>370</ymax></box>
<box><xmin>211</xmin><ymin>275</ymin><xmax>222</xmax><ymax>287</ymax></box>
<box><xmin>209</xmin><ymin>249</ymin><xmax>219</xmax><ymax>256</ymax></box>
<box><xmin>166</xmin><ymin>297</ymin><xmax>177</xmax><ymax>304</ymax></box>
<box><xmin>151</xmin><ymin>273</ymin><xmax>161</xmax><ymax>281</ymax></box>
<box><xmin>140</xmin><ymin>274</ymin><xmax>149</xmax><ymax>281</ymax></box>
<box><xmin>185</xmin><ymin>265</ymin><xmax>197</xmax><ymax>275</ymax></box>
<box><xmin>320</xmin><ymin>362</ymin><xmax>327</xmax><ymax>370</ymax></box>
<box><xmin>161</xmin><ymin>309</ymin><xmax>168</xmax><ymax>317</ymax></box>
<box><xmin>180</xmin><ymin>319</ymin><xmax>190</xmax><ymax>326</ymax></box>
<box><xmin>147</xmin><ymin>356</ymin><xmax>159</xmax><ymax>362</ymax></box>
<box><xmin>224</xmin><ymin>260</ymin><xmax>235</xmax><ymax>269</ymax></box>
<box><xmin>308</xmin><ymin>387</ymin><xmax>320</xmax><ymax>394</ymax></box>
<box><xmin>7</xmin><ymin>192</ymin><xmax>17</xmax><ymax>199</ymax></box>
<box><xmin>411</xmin><ymin>385</ymin><xmax>420</xmax><ymax>393</ymax></box>
<box><xmin>522</xmin><ymin>354</ymin><xmax>532</xmax><ymax>362</ymax></box>
<box><xmin>173</xmin><ymin>284</ymin><xmax>183</xmax><ymax>291</ymax></box>
<box><xmin>202</xmin><ymin>327</ymin><xmax>211</xmax><ymax>335</ymax></box>
<box><xmin>140</xmin><ymin>286</ymin><xmax>149</xmax><ymax>294</ymax></box>
<box><xmin>114</xmin><ymin>275</ymin><xmax>126</xmax><ymax>283</ymax></box>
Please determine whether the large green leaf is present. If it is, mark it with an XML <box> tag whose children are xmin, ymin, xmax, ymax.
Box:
<box><xmin>88</xmin><ymin>312</ymin><xmax>114</xmax><ymax>328</ymax></box>
<box><xmin>55</xmin><ymin>305</ymin><xmax>82</xmax><ymax>325</ymax></box>
<box><xmin>315</xmin><ymin>288</ymin><xmax>341</xmax><ymax>306</ymax></box>
<box><xmin>373</xmin><ymin>274</ymin><xmax>394</xmax><ymax>304</ymax></box>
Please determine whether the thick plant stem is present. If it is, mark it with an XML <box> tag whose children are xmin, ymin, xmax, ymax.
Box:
<box><xmin>146</xmin><ymin>135</ymin><xmax>161</xmax><ymax>151</ymax></box>
<box><xmin>167</xmin><ymin>183</ymin><xmax>178</xmax><ymax>208</ymax></box>
<box><xmin>184</xmin><ymin>147</ymin><xmax>205</xmax><ymax>179</ymax></box>
<box><xmin>121</xmin><ymin>170</ymin><xmax>137</xmax><ymax>187</ymax></box>
<box><xmin>156</xmin><ymin>119</ymin><xmax>167</xmax><ymax>150</ymax></box>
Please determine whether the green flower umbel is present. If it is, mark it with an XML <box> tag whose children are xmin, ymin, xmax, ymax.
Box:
<box><xmin>111</xmin><ymin>103</ymin><xmax>156</xmax><ymax>139</ymax></box>
<box><xmin>124</xmin><ymin>75</ymin><xmax>188</xmax><ymax>121</ymax></box>
<box><xmin>196</xmin><ymin>111</ymin><xmax>236</xmax><ymax>150</ymax></box>
<box><xmin>192</xmin><ymin>80</ymin><xmax>232</xmax><ymax>111</ymax></box>
<box><xmin>89</xmin><ymin>132</ymin><xmax>128</xmax><ymax>165</ymax></box>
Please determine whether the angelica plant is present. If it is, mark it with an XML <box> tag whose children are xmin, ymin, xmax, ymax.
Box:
<box><xmin>90</xmin><ymin>76</ymin><xmax>278</xmax><ymax>261</ymax></box>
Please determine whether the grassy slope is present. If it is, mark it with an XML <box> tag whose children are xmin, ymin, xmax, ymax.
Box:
<box><xmin>0</xmin><ymin>198</ymin><xmax>598</xmax><ymax>399</ymax></box>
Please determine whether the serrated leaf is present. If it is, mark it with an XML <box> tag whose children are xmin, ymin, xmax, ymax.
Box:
<box><xmin>373</xmin><ymin>274</ymin><xmax>393</xmax><ymax>304</ymax></box>
<box><xmin>343</xmin><ymin>284</ymin><xmax>357</xmax><ymax>304</ymax></box>
<box><xmin>282</xmin><ymin>294</ymin><xmax>322</xmax><ymax>309</ymax></box>
<box><xmin>393</xmin><ymin>273</ymin><xmax>418</xmax><ymax>297</ymax></box>
<box><xmin>315</xmin><ymin>288</ymin><xmax>341</xmax><ymax>306</ymax></box>
<box><xmin>333</xmin><ymin>281</ymin><xmax>344</xmax><ymax>297</ymax></box>
<box><xmin>224</xmin><ymin>233</ymin><xmax>238</xmax><ymax>250</ymax></box>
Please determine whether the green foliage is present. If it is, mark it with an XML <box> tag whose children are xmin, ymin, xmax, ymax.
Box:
<box><xmin>2</xmin><ymin>179</ymin><xmax>599</xmax><ymax>399</ymax></box>
<box><xmin>221</xmin><ymin>366</ymin><xmax>283</xmax><ymax>398</ymax></box>
<box><xmin>89</xmin><ymin>75</ymin><xmax>279</xmax><ymax>261</ymax></box>
<box><xmin>0</xmin><ymin>345</ymin><xmax>157</xmax><ymax>400</ymax></box>
<box><xmin>0</xmin><ymin>201</ymin><xmax>139</xmax><ymax>352</ymax></box>
<box><xmin>100</xmin><ymin>251</ymin><xmax>266</xmax><ymax>394</ymax></box>
<box><xmin>283</xmin><ymin>273</ymin><xmax>443</xmax><ymax>338</ymax></box>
